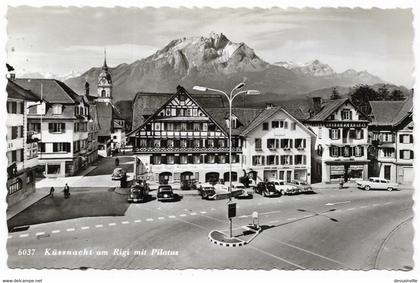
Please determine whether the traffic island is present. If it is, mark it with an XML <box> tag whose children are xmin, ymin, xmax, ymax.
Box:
<box><xmin>208</xmin><ymin>225</ymin><xmax>262</xmax><ymax>247</ymax></box>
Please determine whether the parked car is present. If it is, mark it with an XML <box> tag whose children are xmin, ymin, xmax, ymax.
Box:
<box><xmin>157</xmin><ymin>185</ymin><xmax>178</xmax><ymax>201</ymax></box>
<box><xmin>127</xmin><ymin>181</ymin><xmax>151</xmax><ymax>203</ymax></box>
<box><xmin>356</xmin><ymin>177</ymin><xmax>399</xmax><ymax>191</ymax></box>
<box><xmin>181</xmin><ymin>179</ymin><xmax>197</xmax><ymax>190</ymax></box>
<box><xmin>290</xmin><ymin>180</ymin><xmax>313</xmax><ymax>194</ymax></box>
<box><xmin>230</xmin><ymin>182</ymin><xmax>253</xmax><ymax>199</ymax></box>
<box><xmin>255</xmin><ymin>182</ymin><xmax>281</xmax><ymax>197</ymax></box>
<box><xmin>198</xmin><ymin>183</ymin><xmax>217</xmax><ymax>200</ymax></box>
<box><xmin>111</xmin><ymin>167</ymin><xmax>126</xmax><ymax>180</ymax></box>
<box><xmin>270</xmin><ymin>179</ymin><xmax>299</xmax><ymax>195</ymax></box>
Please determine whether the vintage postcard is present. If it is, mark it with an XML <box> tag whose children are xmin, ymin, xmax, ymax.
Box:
<box><xmin>1</xmin><ymin>1</ymin><xmax>418</xmax><ymax>283</ymax></box>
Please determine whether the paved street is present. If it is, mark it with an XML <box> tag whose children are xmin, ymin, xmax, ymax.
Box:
<box><xmin>7</xmin><ymin>184</ymin><xmax>413</xmax><ymax>270</ymax></box>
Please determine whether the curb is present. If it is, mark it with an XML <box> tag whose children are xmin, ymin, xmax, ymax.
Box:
<box><xmin>208</xmin><ymin>232</ymin><xmax>246</xmax><ymax>247</ymax></box>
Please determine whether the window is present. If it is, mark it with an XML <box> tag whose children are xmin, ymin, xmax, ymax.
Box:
<box><xmin>317</xmin><ymin>145</ymin><xmax>323</xmax><ymax>156</ymax></box>
<box><xmin>281</xmin><ymin>139</ymin><xmax>293</xmax><ymax>149</ymax></box>
<box><xmin>139</xmin><ymin>139</ymin><xmax>147</xmax><ymax>147</ymax></box>
<box><xmin>280</xmin><ymin>155</ymin><xmax>292</xmax><ymax>165</ymax></box>
<box><xmin>382</xmin><ymin>133</ymin><xmax>394</xmax><ymax>142</ymax></box>
<box><xmin>154</xmin><ymin>139</ymin><xmax>161</xmax><ymax>147</ymax></box>
<box><xmin>180</xmin><ymin>140</ymin><xmax>187</xmax><ymax>148</ymax></box>
<box><xmin>101</xmin><ymin>89</ymin><xmax>106</xmax><ymax>97</ymax></box>
<box><xmin>52</xmin><ymin>104</ymin><xmax>62</xmax><ymax>115</ymax></box>
<box><xmin>180</xmin><ymin>155</ymin><xmax>188</xmax><ymax>164</ymax></box>
<box><xmin>294</xmin><ymin>155</ymin><xmax>306</xmax><ymax>165</ymax></box>
<box><xmin>291</xmin><ymin>122</ymin><xmax>296</xmax><ymax>130</ymax></box>
<box><xmin>218</xmin><ymin>139</ymin><xmax>226</xmax><ymax>147</ymax></box>
<box><xmin>176</xmin><ymin>108</ymin><xmax>185</xmax><ymax>116</ymax></box>
<box><xmin>262</xmin><ymin>122</ymin><xmax>269</xmax><ymax>131</ymax></box>
<box><xmin>284</xmin><ymin>121</ymin><xmax>288</xmax><ymax>129</ymax></box>
<box><xmin>400</xmin><ymin>150</ymin><xmax>414</xmax><ymax>160</ymax></box>
<box><xmin>295</xmin><ymin>139</ymin><xmax>306</xmax><ymax>149</ymax></box>
<box><xmin>202</xmin><ymin>123</ymin><xmax>208</xmax><ymax>131</ymax></box>
<box><xmin>267</xmin><ymin>139</ymin><xmax>279</xmax><ymax>150</ymax></box>
<box><xmin>153</xmin><ymin>155</ymin><xmax>161</xmax><ymax>165</ymax></box>
<box><xmin>400</xmin><ymin>134</ymin><xmax>413</xmax><ymax>144</ymax></box>
<box><xmin>167</xmin><ymin>155</ymin><xmax>174</xmax><ymax>164</ymax></box>
<box><xmin>355</xmin><ymin>128</ymin><xmax>364</xmax><ymax>140</ymax></box>
<box><xmin>318</xmin><ymin>127</ymin><xmax>322</xmax><ymax>139</ymax></box>
<box><xmin>207</xmin><ymin>139</ymin><xmax>214</xmax><ymax>148</ymax></box>
<box><xmin>193</xmin><ymin>123</ymin><xmax>201</xmax><ymax>131</ymax></box>
<box><xmin>207</xmin><ymin>154</ymin><xmax>215</xmax><ymax>164</ymax></box>
<box><xmin>180</xmin><ymin>123</ymin><xmax>187</xmax><ymax>131</ymax></box>
<box><xmin>342</xmin><ymin>146</ymin><xmax>351</xmax><ymax>157</ymax></box>
<box><xmin>383</xmin><ymin>148</ymin><xmax>395</xmax><ymax>158</ymax></box>
<box><xmin>165</xmin><ymin>109</ymin><xmax>171</xmax><ymax>116</ymax></box>
<box><xmin>53</xmin><ymin>142</ymin><xmax>71</xmax><ymax>152</ymax></box>
<box><xmin>330</xmin><ymin>146</ymin><xmax>339</xmax><ymax>157</ymax></box>
<box><xmin>354</xmin><ymin>146</ymin><xmax>364</xmax><ymax>157</ymax></box>
<box><xmin>193</xmin><ymin>155</ymin><xmax>201</xmax><ymax>164</ymax></box>
<box><xmin>341</xmin><ymin>109</ymin><xmax>352</xmax><ymax>120</ymax></box>
<box><xmin>167</xmin><ymin>139</ymin><xmax>174</xmax><ymax>148</ymax></box>
<box><xmin>252</xmin><ymin>155</ymin><xmax>263</xmax><ymax>166</ymax></box>
<box><xmin>255</xmin><ymin>138</ymin><xmax>262</xmax><ymax>150</ymax></box>
<box><xmin>49</xmin><ymin>123</ymin><xmax>65</xmax><ymax>133</ymax></box>
<box><xmin>218</xmin><ymin>155</ymin><xmax>226</xmax><ymax>164</ymax></box>
<box><xmin>272</xmin><ymin>121</ymin><xmax>279</xmax><ymax>128</ymax></box>
<box><xmin>267</xmin><ymin>155</ymin><xmax>276</xmax><ymax>165</ymax></box>
<box><xmin>330</xmin><ymin>129</ymin><xmax>341</xmax><ymax>140</ymax></box>
<box><xmin>47</xmin><ymin>164</ymin><xmax>61</xmax><ymax>175</ymax></box>
<box><xmin>194</xmin><ymin>139</ymin><xmax>201</xmax><ymax>148</ymax></box>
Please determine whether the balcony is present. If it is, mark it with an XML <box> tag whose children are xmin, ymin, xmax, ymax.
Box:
<box><xmin>133</xmin><ymin>147</ymin><xmax>242</xmax><ymax>154</ymax></box>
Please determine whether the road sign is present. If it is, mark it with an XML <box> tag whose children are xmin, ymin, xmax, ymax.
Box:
<box><xmin>214</xmin><ymin>189</ymin><xmax>243</xmax><ymax>200</ymax></box>
<box><xmin>228</xmin><ymin>203</ymin><xmax>236</xmax><ymax>218</ymax></box>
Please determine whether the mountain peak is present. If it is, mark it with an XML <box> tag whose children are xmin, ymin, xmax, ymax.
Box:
<box><xmin>275</xmin><ymin>59</ymin><xmax>335</xmax><ymax>76</ymax></box>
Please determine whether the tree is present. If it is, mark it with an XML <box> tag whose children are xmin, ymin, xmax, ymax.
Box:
<box><xmin>330</xmin><ymin>87</ymin><xmax>341</xmax><ymax>100</ymax></box>
<box><xmin>389</xmin><ymin>89</ymin><xmax>405</xmax><ymax>101</ymax></box>
<box><xmin>350</xmin><ymin>85</ymin><xmax>379</xmax><ymax>115</ymax></box>
<box><xmin>377</xmin><ymin>85</ymin><xmax>390</xmax><ymax>100</ymax></box>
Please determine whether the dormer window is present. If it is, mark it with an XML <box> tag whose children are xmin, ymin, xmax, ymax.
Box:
<box><xmin>52</xmin><ymin>104</ymin><xmax>62</xmax><ymax>115</ymax></box>
<box><xmin>226</xmin><ymin>115</ymin><xmax>238</xmax><ymax>129</ymax></box>
<box><xmin>341</xmin><ymin>109</ymin><xmax>352</xmax><ymax>120</ymax></box>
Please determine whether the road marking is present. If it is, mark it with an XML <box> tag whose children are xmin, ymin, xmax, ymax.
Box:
<box><xmin>108</xmin><ymin>223</ymin><xmax>116</xmax><ymax>226</ymax></box>
<box><xmin>248</xmin><ymin>246</ymin><xmax>305</xmax><ymax>270</ymax></box>
<box><xmin>180</xmin><ymin>214</ymin><xmax>187</xmax><ymax>217</ymax></box>
<box><xmin>184</xmin><ymin>209</ymin><xmax>189</xmax><ymax>211</ymax></box>
<box><xmin>238</xmin><ymin>215</ymin><xmax>248</xmax><ymax>218</ymax></box>
<box><xmin>372</xmin><ymin>203</ymin><xmax>379</xmax><ymax>207</ymax></box>
<box><xmin>384</xmin><ymin>202</ymin><xmax>392</xmax><ymax>205</ymax></box>
<box><xmin>146</xmin><ymin>218</ymin><xmax>154</xmax><ymax>221</ymax></box>
<box><xmin>36</xmin><ymin>232</ymin><xmax>45</xmax><ymax>236</ymax></box>
<box><xmin>19</xmin><ymin>234</ymin><xmax>29</xmax><ymax>238</ymax></box>
<box><xmin>121</xmin><ymin>221</ymin><xmax>130</xmax><ymax>225</ymax></box>
<box><xmin>200</xmin><ymin>211</ymin><xmax>207</xmax><ymax>214</ymax></box>
<box><xmin>210</xmin><ymin>208</ymin><xmax>215</xmax><ymax>211</ymax></box>
<box><xmin>95</xmin><ymin>224</ymin><xmax>103</xmax><ymax>228</ymax></box>
<box><xmin>81</xmin><ymin>226</ymin><xmax>90</xmax><ymax>230</ymax></box>
<box><xmin>360</xmin><ymin>206</ymin><xmax>368</xmax><ymax>209</ymax></box>
<box><xmin>157</xmin><ymin>207</ymin><xmax>161</xmax><ymax>210</ymax></box>
<box><xmin>190</xmin><ymin>212</ymin><xmax>197</xmax><ymax>216</ymax></box>
<box><xmin>52</xmin><ymin>230</ymin><xmax>60</xmax><ymax>234</ymax></box>
<box><xmin>134</xmin><ymin>219</ymin><xmax>142</xmax><ymax>223</ymax></box>
<box><xmin>66</xmin><ymin>228</ymin><xmax>75</xmax><ymax>232</ymax></box>
<box><xmin>158</xmin><ymin>217</ymin><xmax>165</xmax><ymax>220</ymax></box>
<box><xmin>287</xmin><ymin>217</ymin><xmax>297</xmax><ymax>221</ymax></box>
<box><xmin>169</xmin><ymin>215</ymin><xmax>176</xmax><ymax>218</ymax></box>
<box><xmin>325</xmin><ymin>201</ymin><xmax>351</xmax><ymax>206</ymax></box>
<box><xmin>347</xmin><ymin>208</ymin><xmax>355</xmax><ymax>211</ymax></box>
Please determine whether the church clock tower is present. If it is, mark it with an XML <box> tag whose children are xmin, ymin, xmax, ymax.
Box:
<box><xmin>96</xmin><ymin>49</ymin><xmax>113</xmax><ymax>103</ymax></box>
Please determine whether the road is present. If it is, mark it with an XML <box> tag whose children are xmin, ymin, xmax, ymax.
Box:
<box><xmin>7</xmin><ymin>187</ymin><xmax>413</xmax><ymax>270</ymax></box>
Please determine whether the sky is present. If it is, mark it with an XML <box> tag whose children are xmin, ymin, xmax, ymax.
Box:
<box><xmin>6</xmin><ymin>6</ymin><xmax>414</xmax><ymax>87</ymax></box>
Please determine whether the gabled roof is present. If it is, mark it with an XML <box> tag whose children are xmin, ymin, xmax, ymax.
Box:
<box><xmin>7</xmin><ymin>79</ymin><xmax>40</xmax><ymax>101</ymax></box>
<box><xmin>370</xmin><ymin>97</ymin><xmax>413</xmax><ymax>127</ymax></box>
<box><xmin>308</xmin><ymin>98</ymin><xmax>370</xmax><ymax>121</ymax></box>
<box><xmin>14</xmin><ymin>78</ymin><xmax>80</xmax><ymax>104</ymax></box>
<box><xmin>205</xmin><ymin>108</ymin><xmax>263</xmax><ymax>135</ymax></box>
<box><xmin>241</xmin><ymin>106</ymin><xmax>316</xmax><ymax>137</ymax></box>
<box><xmin>95</xmin><ymin>102</ymin><xmax>114</xmax><ymax>136</ymax></box>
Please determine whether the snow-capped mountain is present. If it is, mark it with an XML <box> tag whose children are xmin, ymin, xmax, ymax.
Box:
<box><xmin>275</xmin><ymin>59</ymin><xmax>335</xmax><ymax>77</ymax></box>
<box><xmin>16</xmin><ymin>70</ymin><xmax>82</xmax><ymax>81</ymax></box>
<box><xmin>65</xmin><ymin>32</ymin><xmax>385</xmax><ymax>101</ymax></box>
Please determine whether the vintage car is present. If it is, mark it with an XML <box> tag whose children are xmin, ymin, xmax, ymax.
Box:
<box><xmin>198</xmin><ymin>183</ymin><xmax>217</xmax><ymax>200</ymax></box>
<box><xmin>270</xmin><ymin>179</ymin><xmax>299</xmax><ymax>195</ymax></box>
<box><xmin>289</xmin><ymin>180</ymin><xmax>313</xmax><ymax>194</ymax></box>
<box><xmin>229</xmin><ymin>182</ymin><xmax>253</xmax><ymax>199</ymax></box>
<box><xmin>254</xmin><ymin>182</ymin><xmax>281</xmax><ymax>197</ymax></box>
<box><xmin>127</xmin><ymin>181</ymin><xmax>151</xmax><ymax>203</ymax></box>
<box><xmin>111</xmin><ymin>167</ymin><xmax>127</xmax><ymax>180</ymax></box>
<box><xmin>356</xmin><ymin>177</ymin><xmax>399</xmax><ymax>191</ymax></box>
<box><xmin>157</xmin><ymin>185</ymin><xmax>178</xmax><ymax>201</ymax></box>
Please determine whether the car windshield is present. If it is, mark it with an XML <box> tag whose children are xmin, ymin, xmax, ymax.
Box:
<box><xmin>159</xmin><ymin>187</ymin><xmax>172</xmax><ymax>192</ymax></box>
<box><xmin>203</xmin><ymin>187</ymin><xmax>214</xmax><ymax>190</ymax></box>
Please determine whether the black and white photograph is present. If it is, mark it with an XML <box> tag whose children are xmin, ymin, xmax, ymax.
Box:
<box><xmin>1</xmin><ymin>1</ymin><xmax>419</xmax><ymax>282</ymax></box>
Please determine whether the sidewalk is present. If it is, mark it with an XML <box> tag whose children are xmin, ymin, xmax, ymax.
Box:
<box><xmin>311</xmin><ymin>181</ymin><xmax>413</xmax><ymax>191</ymax></box>
<box><xmin>7</xmin><ymin>187</ymin><xmax>51</xmax><ymax>220</ymax></box>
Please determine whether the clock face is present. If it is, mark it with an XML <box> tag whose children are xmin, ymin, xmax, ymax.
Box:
<box><xmin>100</xmin><ymin>78</ymin><xmax>107</xmax><ymax>84</ymax></box>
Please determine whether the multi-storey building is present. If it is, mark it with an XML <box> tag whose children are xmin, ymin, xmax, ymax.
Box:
<box><xmin>6</xmin><ymin>79</ymin><xmax>40</xmax><ymax>206</ymax></box>
<box><xmin>241</xmin><ymin>106</ymin><xmax>315</xmax><ymax>183</ymax></box>
<box><xmin>304</xmin><ymin>98</ymin><xmax>371</xmax><ymax>183</ymax></box>
<box><xmin>368</xmin><ymin>98</ymin><xmax>413</xmax><ymax>184</ymax></box>
<box><xmin>15</xmin><ymin>78</ymin><xmax>92</xmax><ymax>177</ymax></box>
<box><xmin>128</xmin><ymin>86</ymin><xmax>262</xmax><ymax>184</ymax></box>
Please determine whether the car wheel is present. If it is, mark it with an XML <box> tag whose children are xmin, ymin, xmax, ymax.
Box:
<box><xmin>387</xmin><ymin>187</ymin><xmax>393</xmax><ymax>192</ymax></box>
<box><xmin>280</xmin><ymin>190</ymin><xmax>285</xmax><ymax>196</ymax></box>
<box><xmin>263</xmin><ymin>192</ymin><xmax>268</xmax><ymax>197</ymax></box>
<box><xmin>364</xmin><ymin>185</ymin><xmax>370</xmax><ymax>191</ymax></box>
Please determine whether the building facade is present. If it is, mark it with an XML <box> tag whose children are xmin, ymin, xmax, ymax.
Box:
<box><xmin>241</xmin><ymin>107</ymin><xmax>315</xmax><ymax>183</ymax></box>
<box><xmin>16</xmin><ymin>78</ymin><xmax>93</xmax><ymax>177</ymax></box>
<box><xmin>368</xmin><ymin>98</ymin><xmax>413</xmax><ymax>184</ymax></box>
<box><xmin>6</xmin><ymin>79</ymin><xmax>40</xmax><ymax>206</ymax></box>
<box><xmin>305</xmin><ymin>98</ymin><xmax>371</xmax><ymax>183</ymax></box>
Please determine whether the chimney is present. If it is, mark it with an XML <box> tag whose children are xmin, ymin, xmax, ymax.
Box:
<box><xmin>84</xmin><ymin>81</ymin><xmax>90</xmax><ymax>96</ymax></box>
<box><xmin>312</xmin><ymin>97</ymin><xmax>322</xmax><ymax>114</ymax></box>
<box><xmin>9</xmin><ymin>73</ymin><xmax>16</xmax><ymax>80</ymax></box>
<box><xmin>265</xmin><ymin>103</ymin><xmax>274</xmax><ymax>109</ymax></box>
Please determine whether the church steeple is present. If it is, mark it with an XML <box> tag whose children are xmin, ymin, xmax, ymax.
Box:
<box><xmin>96</xmin><ymin>48</ymin><xmax>112</xmax><ymax>103</ymax></box>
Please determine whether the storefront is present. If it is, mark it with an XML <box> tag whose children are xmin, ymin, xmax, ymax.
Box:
<box><xmin>326</xmin><ymin>161</ymin><xmax>368</xmax><ymax>182</ymax></box>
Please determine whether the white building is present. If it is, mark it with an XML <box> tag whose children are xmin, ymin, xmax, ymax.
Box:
<box><xmin>304</xmin><ymin>98</ymin><xmax>371</xmax><ymax>183</ymax></box>
<box><xmin>368</xmin><ymin>98</ymin><xmax>413</xmax><ymax>184</ymax></box>
<box><xmin>241</xmin><ymin>107</ymin><xmax>315</xmax><ymax>183</ymax></box>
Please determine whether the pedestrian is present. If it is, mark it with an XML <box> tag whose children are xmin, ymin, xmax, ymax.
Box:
<box><xmin>64</xmin><ymin>183</ymin><xmax>70</xmax><ymax>199</ymax></box>
<box><xmin>115</xmin><ymin>157</ymin><xmax>120</xmax><ymax>167</ymax></box>
<box><xmin>49</xmin><ymin>187</ymin><xmax>55</xmax><ymax>198</ymax></box>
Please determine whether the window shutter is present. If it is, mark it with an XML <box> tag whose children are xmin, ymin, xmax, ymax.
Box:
<box><xmin>188</xmin><ymin>155</ymin><xmax>193</xmax><ymax>164</ymax></box>
<box><xmin>175</xmin><ymin>155</ymin><xmax>180</xmax><ymax>164</ymax></box>
<box><xmin>329</xmin><ymin>147</ymin><xmax>333</xmax><ymax>157</ymax></box>
<box><xmin>261</xmin><ymin>156</ymin><xmax>265</xmax><ymax>165</ymax></box>
<box><xmin>53</xmin><ymin>143</ymin><xmax>57</xmax><ymax>152</ymax></box>
<box><xmin>361</xmin><ymin>129</ymin><xmax>364</xmax><ymax>139</ymax></box>
<box><xmin>276</xmin><ymin>139</ymin><xmax>279</xmax><ymax>149</ymax></box>
<box><xmin>275</xmin><ymin>155</ymin><xmax>279</xmax><ymax>165</ymax></box>
<box><xmin>361</xmin><ymin>146</ymin><xmax>364</xmax><ymax>156</ymax></box>
<box><xmin>338</xmin><ymin>147</ymin><xmax>342</xmax><ymax>157</ymax></box>
<box><xmin>410</xmin><ymin>135</ymin><xmax>413</xmax><ymax>143</ymax></box>
<box><xmin>289</xmin><ymin>156</ymin><xmax>293</xmax><ymax>165</ymax></box>
<box><xmin>400</xmin><ymin>135</ymin><xmax>404</xmax><ymax>143</ymax></box>
<box><xmin>410</xmin><ymin>150</ymin><xmax>414</xmax><ymax>159</ymax></box>
<box><xmin>399</xmin><ymin>150</ymin><xmax>403</xmax><ymax>159</ymax></box>
<box><xmin>303</xmin><ymin>155</ymin><xmax>307</xmax><ymax>165</ymax></box>
<box><xmin>48</xmin><ymin>123</ymin><xmax>53</xmax><ymax>132</ymax></box>
<box><xmin>289</xmin><ymin>139</ymin><xmax>293</xmax><ymax>148</ymax></box>
<box><xmin>329</xmin><ymin>129</ymin><xmax>332</xmax><ymax>139</ymax></box>
<box><xmin>150</xmin><ymin>155</ymin><xmax>154</xmax><ymax>165</ymax></box>
<box><xmin>303</xmin><ymin>139</ymin><xmax>306</xmax><ymax>148</ymax></box>
<box><xmin>341</xmin><ymin>111</ymin><xmax>344</xmax><ymax>120</ymax></box>
<box><xmin>61</xmin><ymin>123</ymin><xmax>66</xmax><ymax>133</ymax></box>
<box><xmin>337</xmin><ymin>129</ymin><xmax>341</xmax><ymax>139</ymax></box>
<box><xmin>350</xmin><ymin>111</ymin><xmax>353</xmax><ymax>120</ymax></box>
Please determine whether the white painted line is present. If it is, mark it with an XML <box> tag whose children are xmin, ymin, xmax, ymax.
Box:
<box><xmin>158</xmin><ymin>217</ymin><xmax>165</xmax><ymax>220</ymax></box>
<box><xmin>121</xmin><ymin>221</ymin><xmax>130</xmax><ymax>224</ymax></box>
<box><xmin>190</xmin><ymin>212</ymin><xmax>197</xmax><ymax>216</ymax></box>
<box><xmin>66</xmin><ymin>228</ymin><xmax>75</xmax><ymax>232</ymax></box>
<box><xmin>95</xmin><ymin>224</ymin><xmax>103</xmax><ymax>228</ymax></box>
<box><xmin>108</xmin><ymin>223</ymin><xmax>116</xmax><ymax>226</ymax></box>
<box><xmin>146</xmin><ymin>218</ymin><xmax>154</xmax><ymax>221</ymax></box>
<box><xmin>169</xmin><ymin>215</ymin><xmax>176</xmax><ymax>218</ymax></box>
<box><xmin>304</xmin><ymin>215</ymin><xmax>313</xmax><ymax>218</ymax></box>
<box><xmin>19</xmin><ymin>234</ymin><xmax>29</xmax><ymax>238</ymax></box>
<box><xmin>372</xmin><ymin>204</ymin><xmax>379</xmax><ymax>207</ymax></box>
<box><xmin>184</xmin><ymin>209</ymin><xmax>189</xmax><ymax>211</ymax></box>
<box><xmin>81</xmin><ymin>226</ymin><xmax>90</xmax><ymax>230</ymax></box>
<box><xmin>157</xmin><ymin>207</ymin><xmax>161</xmax><ymax>210</ymax></box>
<box><xmin>134</xmin><ymin>219</ymin><xmax>142</xmax><ymax>223</ymax></box>
<box><xmin>52</xmin><ymin>230</ymin><xmax>60</xmax><ymax>234</ymax></box>
<box><xmin>200</xmin><ymin>211</ymin><xmax>207</xmax><ymax>214</ymax></box>
<box><xmin>238</xmin><ymin>215</ymin><xmax>248</xmax><ymax>218</ymax></box>
<box><xmin>8</xmin><ymin>235</ymin><xmax>12</xmax><ymax>239</ymax></box>
<box><xmin>211</xmin><ymin>208</ymin><xmax>215</xmax><ymax>211</ymax></box>
<box><xmin>287</xmin><ymin>217</ymin><xmax>297</xmax><ymax>221</ymax></box>
<box><xmin>360</xmin><ymin>206</ymin><xmax>368</xmax><ymax>209</ymax></box>
<box><xmin>384</xmin><ymin>202</ymin><xmax>392</xmax><ymax>205</ymax></box>
<box><xmin>180</xmin><ymin>214</ymin><xmax>187</xmax><ymax>217</ymax></box>
<box><xmin>347</xmin><ymin>208</ymin><xmax>355</xmax><ymax>211</ymax></box>
<box><xmin>36</xmin><ymin>232</ymin><xmax>45</xmax><ymax>236</ymax></box>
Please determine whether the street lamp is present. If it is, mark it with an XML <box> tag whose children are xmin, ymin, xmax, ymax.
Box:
<box><xmin>193</xmin><ymin>83</ymin><xmax>260</xmax><ymax>238</ymax></box>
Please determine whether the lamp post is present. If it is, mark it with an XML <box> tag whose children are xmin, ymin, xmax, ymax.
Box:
<box><xmin>193</xmin><ymin>83</ymin><xmax>260</xmax><ymax>238</ymax></box>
